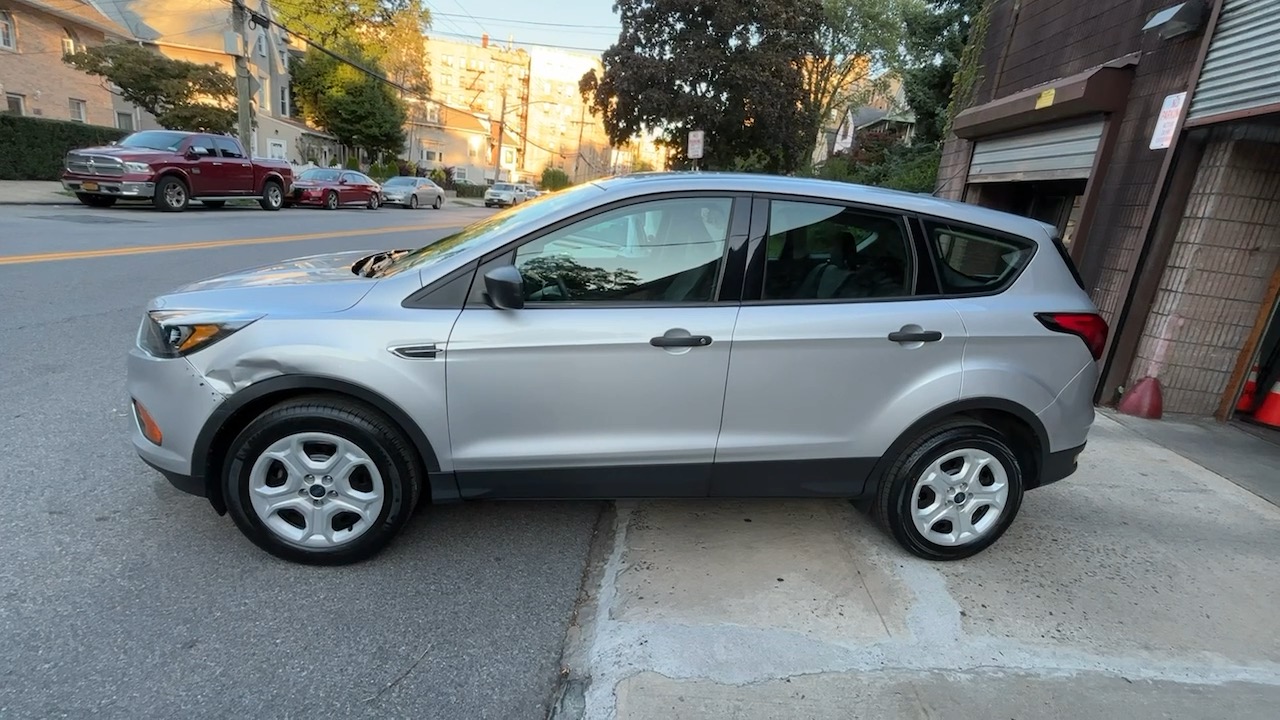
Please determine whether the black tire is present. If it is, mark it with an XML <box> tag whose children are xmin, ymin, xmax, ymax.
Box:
<box><xmin>76</xmin><ymin>193</ymin><xmax>116</xmax><ymax>208</ymax></box>
<box><xmin>222</xmin><ymin>396</ymin><xmax>423</xmax><ymax>565</ymax></box>
<box><xmin>202</xmin><ymin>200</ymin><xmax>226</xmax><ymax>209</ymax></box>
<box><xmin>872</xmin><ymin>419</ymin><xmax>1024</xmax><ymax>561</ymax></box>
<box><xmin>325</xmin><ymin>191</ymin><xmax>339</xmax><ymax>210</ymax></box>
<box><xmin>367</xmin><ymin>192</ymin><xmax>380</xmax><ymax>210</ymax></box>
<box><xmin>153</xmin><ymin>176</ymin><xmax>189</xmax><ymax>212</ymax></box>
<box><xmin>409</xmin><ymin>195</ymin><xmax>419</xmax><ymax>209</ymax></box>
<box><xmin>259</xmin><ymin>179</ymin><xmax>284</xmax><ymax>211</ymax></box>
<box><xmin>433</xmin><ymin>195</ymin><xmax>442</xmax><ymax>209</ymax></box>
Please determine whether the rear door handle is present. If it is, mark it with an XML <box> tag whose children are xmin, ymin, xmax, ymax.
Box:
<box><xmin>650</xmin><ymin>335</ymin><xmax>712</xmax><ymax>348</ymax></box>
<box><xmin>888</xmin><ymin>330</ymin><xmax>942</xmax><ymax>343</ymax></box>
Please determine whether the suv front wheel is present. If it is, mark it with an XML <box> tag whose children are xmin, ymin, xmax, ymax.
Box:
<box><xmin>222</xmin><ymin>396</ymin><xmax>422</xmax><ymax>564</ymax></box>
<box><xmin>873</xmin><ymin>419</ymin><xmax>1024</xmax><ymax>561</ymax></box>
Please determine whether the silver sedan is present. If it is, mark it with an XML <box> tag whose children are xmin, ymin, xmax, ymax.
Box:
<box><xmin>380</xmin><ymin>176</ymin><xmax>445</xmax><ymax>210</ymax></box>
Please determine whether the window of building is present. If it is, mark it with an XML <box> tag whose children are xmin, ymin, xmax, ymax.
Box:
<box><xmin>0</xmin><ymin>11</ymin><xmax>15</xmax><ymax>51</ymax></box>
<box><xmin>278</xmin><ymin>85</ymin><xmax>289</xmax><ymax>117</ymax></box>
<box><xmin>454</xmin><ymin>167</ymin><xmax>468</xmax><ymax>182</ymax></box>
<box><xmin>257</xmin><ymin>75</ymin><xmax>267</xmax><ymax>111</ymax></box>
<box><xmin>68</xmin><ymin>98</ymin><xmax>87</xmax><ymax>123</ymax></box>
<box><xmin>267</xmin><ymin>139</ymin><xmax>287</xmax><ymax>160</ymax></box>
<box><xmin>62</xmin><ymin>27</ymin><xmax>79</xmax><ymax>55</ymax></box>
<box><xmin>278</xmin><ymin>48</ymin><xmax>289</xmax><ymax>71</ymax></box>
<box><xmin>512</xmin><ymin>197</ymin><xmax>733</xmax><ymax>304</ymax></box>
<box><xmin>213</xmin><ymin>136</ymin><xmax>245</xmax><ymax>159</ymax></box>
<box><xmin>925</xmin><ymin>221</ymin><xmax>1036</xmax><ymax>295</ymax></box>
<box><xmin>256</xmin><ymin>34</ymin><xmax>266</xmax><ymax>56</ymax></box>
<box><xmin>5</xmin><ymin>93</ymin><xmax>24</xmax><ymax>115</ymax></box>
<box><xmin>762</xmin><ymin>201</ymin><xmax>914</xmax><ymax>301</ymax></box>
<box><xmin>115</xmin><ymin>111</ymin><xmax>134</xmax><ymax>131</ymax></box>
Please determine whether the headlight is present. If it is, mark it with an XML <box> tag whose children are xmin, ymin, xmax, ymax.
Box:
<box><xmin>138</xmin><ymin>310</ymin><xmax>262</xmax><ymax>358</ymax></box>
<box><xmin>123</xmin><ymin>161</ymin><xmax>153</xmax><ymax>173</ymax></box>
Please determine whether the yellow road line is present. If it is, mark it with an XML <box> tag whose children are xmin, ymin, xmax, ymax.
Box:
<box><xmin>0</xmin><ymin>220</ymin><xmax>463</xmax><ymax>266</ymax></box>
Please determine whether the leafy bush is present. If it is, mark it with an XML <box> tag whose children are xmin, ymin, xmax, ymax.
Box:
<box><xmin>815</xmin><ymin>130</ymin><xmax>940</xmax><ymax>194</ymax></box>
<box><xmin>455</xmin><ymin>183</ymin><xmax>487</xmax><ymax>198</ymax></box>
<box><xmin>0</xmin><ymin>115</ymin><xmax>127</xmax><ymax>181</ymax></box>
<box><xmin>429</xmin><ymin>167</ymin><xmax>446</xmax><ymax>186</ymax></box>
<box><xmin>540</xmin><ymin>167</ymin><xmax>571</xmax><ymax>191</ymax></box>
<box><xmin>344</xmin><ymin>156</ymin><xmax>360</xmax><ymax>170</ymax></box>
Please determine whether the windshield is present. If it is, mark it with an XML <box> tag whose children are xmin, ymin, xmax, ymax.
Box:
<box><xmin>374</xmin><ymin>183</ymin><xmax>602</xmax><ymax>278</ymax></box>
<box><xmin>299</xmin><ymin>168</ymin><xmax>341</xmax><ymax>182</ymax></box>
<box><xmin>493</xmin><ymin>183</ymin><xmax>514</xmax><ymax>191</ymax></box>
<box><xmin>384</xmin><ymin>177</ymin><xmax>416</xmax><ymax>186</ymax></box>
<box><xmin>118</xmin><ymin>131</ymin><xmax>189</xmax><ymax>151</ymax></box>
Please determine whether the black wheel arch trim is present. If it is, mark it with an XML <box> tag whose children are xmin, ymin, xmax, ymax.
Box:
<box><xmin>866</xmin><ymin>397</ymin><xmax>1050</xmax><ymax>494</ymax></box>
<box><xmin>193</xmin><ymin>374</ymin><xmax>445</xmax><ymax>513</ymax></box>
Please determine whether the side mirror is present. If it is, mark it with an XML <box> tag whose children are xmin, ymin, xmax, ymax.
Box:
<box><xmin>483</xmin><ymin>265</ymin><xmax>525</xmax><ymax>310</ymax></box>
<box><xmin>339</xmin><ymin>177</ymin><xmax>348</xmax><ymax>185</ymax></box>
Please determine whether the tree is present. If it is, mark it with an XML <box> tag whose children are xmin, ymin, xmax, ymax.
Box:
<box><xmin>898</xmin><ymin>0</ymin><xmax>986</xmax><ymax>145</ymax></box>
<box><xmin>292</xmin><ymin>45</ymin><xmax>406</xmax><ymax>157</ymax></box>
<box><xmin>275</xmin><ymin>1</ymin><xmax>430</xmax><ymax>92</ymax></box>
<box><xmin>582</xmin><ymin>0</ymin><xmax>825</xmax><ymax>174</ymax></box>
<box><xmin>64</xmin><ymin>43</ymin><xmax>236</xmax><ymax>133</ymax></box>
<box><xmin>541</xmin><ymin>167</ymin><xmax>571</xmax><ymax>191</ymax></box>
<box><xmin>804</xmin><ymin>0</ymin><xmax>904</xmax><ymax>148</ymax></box>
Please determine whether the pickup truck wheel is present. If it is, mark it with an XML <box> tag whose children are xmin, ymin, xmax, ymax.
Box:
<box><xmin>76</xmin><ymin>193</ymin><xmax>116</xmax><ymax>208</ymax></box>
<box><xmin>325</xmin><ymin>191</ymin><xmax>339</xmax><ymax>210</ymax></box>
<box><xmin>259</xmin><ymin>180</ymin><xmax>284</xmax><ymax>211</ymax></box>
<box><xmin>153</xmin><ymin>177</ymin><xmax>188</xmax><ymax>212</ymax></box>
<box><xmin>202</xmin><ymin>200</ymin><xmax>226</xmax><ymax>209</ymax></box>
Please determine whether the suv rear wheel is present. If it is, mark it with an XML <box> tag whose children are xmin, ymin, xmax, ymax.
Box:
<box><xmin>873</xmin><ymin>419</ymin><xmax>1024</xmax><ymax>560</ymax></box>
<box><xmin>222</xmin><ymin>396</ymin><xmax>422</xmax><ymax>565</ymax></box>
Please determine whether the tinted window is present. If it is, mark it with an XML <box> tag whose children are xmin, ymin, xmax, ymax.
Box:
<box><xmin>513</xmin><ymin>197</ymin><xmax>733</xmax><ymax>303</ymax></box>
<box><xmin>384</xmin><ymin>177</ymin><xmax>415</xmax><ymax>186</ymax></box>
<box><xmin>341</xmin><ymin>172</ymin><xmax>363</xmax><ymax>184</ymax></box>
<box><xmin>119</xmin><ymin>130</ymin><xmax>188</xmax><ymax>151</ymax></box>
<box><xmin>299</xmin><ymin>168</ymin><xmax>340</xmax><ymax>182</ymax></box>
<box><xmin>494</xmin><ymin>183</ymin><xmax>514</xmax><ymax>191</ymax></box>
<box><xmin>763</xmin><ymin>201</ymin><xmax>914</xmax><ymax>300</ymax></box>
<box><xmin>213</xmin><ymin>137</ymin><xmax>244</xmax><ymax>159</ymax></box>
<box><xmin>926</xmin><ymin>222</ymin><xmax>1035</xmax><ymax>294</ymax></box>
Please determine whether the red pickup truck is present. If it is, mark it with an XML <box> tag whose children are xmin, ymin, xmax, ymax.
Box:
<box><xmin>60</xmin><ymin>130</ymin><xmax>293</xmax><ymax>212</ymax></box>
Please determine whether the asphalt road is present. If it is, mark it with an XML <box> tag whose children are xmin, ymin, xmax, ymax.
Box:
<box><xmin>0</xmin><ymin>201</ymin><xmax>602</xmax><ymax>719</ymax></box>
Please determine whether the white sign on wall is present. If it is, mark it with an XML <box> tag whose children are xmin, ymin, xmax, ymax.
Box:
<box><xmin>1150</xmin><ymin>92</ymin><xmax>1187</xmax><ymax>150</ymax></box>
<box><xmin>687</xmin><ymin>130</ymin><xmax>705</xmax><ymax>159</ymax></box>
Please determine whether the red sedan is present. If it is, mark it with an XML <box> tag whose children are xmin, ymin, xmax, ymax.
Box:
<box><xmin>288</xmin><ymin>168</ymin><xmax>383</xmax><ymax>210</ymax></box>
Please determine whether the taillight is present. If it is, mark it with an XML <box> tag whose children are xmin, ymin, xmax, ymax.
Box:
<box><xmin>1036</xmin><ymin>312</ymin><xmax>1108</xmax><ymax>360</ymax></box>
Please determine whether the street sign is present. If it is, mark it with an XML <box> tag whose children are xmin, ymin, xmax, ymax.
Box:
<box><xmin>687</xmin><ymin>130</ymin><xmax>704</xmax><ymax>160</ymax></box>
<box><xmin>1150</xmin><ymin>92</ymin><xmax>1186</xmax><ymax>150</ymax></box>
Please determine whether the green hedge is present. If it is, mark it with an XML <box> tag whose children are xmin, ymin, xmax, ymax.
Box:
<box><xmin>455</xmin><ymin>183</ymin><xmax>487</xmax><ymax>198</ymax></box>
<box><xmin>0</xmin><ymin>114</ymin><xmax>128</xmax><ymax>181</ymax></box>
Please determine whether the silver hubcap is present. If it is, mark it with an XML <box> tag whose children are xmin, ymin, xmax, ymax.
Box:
<box><xmin>267</xmin><ymin>185</ymin><xmax>281</xmax><ymax>206</ymax></box>
<box><xmin>911</xmin><ymin>448</ymin><xmax>1009</xmax><ymax>547</ymax></box>
<box><xmin>165</xmin><ymin>184</ymin><xmax>185</xmax><ymax>207</ymax></box>
<box><xmin>248</xmin><ymin>432</ymin><xmax>385</xmax><ymax>548</ymax></box>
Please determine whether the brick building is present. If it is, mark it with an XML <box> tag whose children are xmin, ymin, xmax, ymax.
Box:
<box><xmin>0</xmin><ymin>0</ymin><xmax>131</xmax><ymax>126</ymax></box>
<box><xmin>937</xmin><ymin>0</ymin><xmax>1280</xmax><ymax>429</ymax></box>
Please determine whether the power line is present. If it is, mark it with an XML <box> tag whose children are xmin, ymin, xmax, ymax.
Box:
<box><xmin>427</xmin><ymin>30</ymin><xmax>608</xmax><ymax>54</ymax></box>
<box><xmin>428</xmin><ymin>12</ymin><xmax>620</xmax><ymax>31</ymax></box>
<box><xmin>445</xmin><ymin>0</ymin><xmax>488</xmax><ymax>36</ymax></box>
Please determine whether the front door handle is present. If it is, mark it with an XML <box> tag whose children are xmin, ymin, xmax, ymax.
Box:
<box><xmin>888</xmin><ymin>329</ymin><xmax>942</xmax><ymax>343</ymax></box>
<box><xmin>650</xmin><ymin>334</ymin><xmax>712</xmax><ymax>348</ymax></box>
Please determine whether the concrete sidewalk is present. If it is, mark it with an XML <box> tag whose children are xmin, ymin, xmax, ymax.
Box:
<box><xmin>0</xmin><ymin>181</ymin><xmax>74</xmax><ymax>205</ymax></box>
<box><xmin>555</xmin><ymin>415</ymin><xmax>1280</xmax><ymax>719</ymax></box>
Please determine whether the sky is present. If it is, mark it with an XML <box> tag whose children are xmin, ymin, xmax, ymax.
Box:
<box><xmin>424</xmin><ymin>0</ymin><xmax>623</xmax><ymax>56</ymax></box>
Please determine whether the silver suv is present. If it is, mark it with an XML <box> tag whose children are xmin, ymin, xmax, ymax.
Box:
<box><xmin>127</xmin><ymin>173</ymin><xmax>1106</xmax><ymax>565</ymax></box>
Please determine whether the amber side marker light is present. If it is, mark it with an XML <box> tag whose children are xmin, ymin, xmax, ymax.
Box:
<box><xmin>133</xmin><ymin>399</ymin><xmax>163</xmax><ymax>446</ymax></box>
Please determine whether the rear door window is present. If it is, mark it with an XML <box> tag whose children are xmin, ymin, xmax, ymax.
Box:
<box><xmin>924</xmin><ymin>221</ymin><xmax>1036</xmax><ymax>295</ymax></box>
<box><xmin>213</xmin><ymin>137</ymin><xmax>244</xmax><ymax>159</ymax></box>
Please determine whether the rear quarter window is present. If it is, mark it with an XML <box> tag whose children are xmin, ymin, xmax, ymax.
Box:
<box><xmin>924</xmin><ymin>221</ymin><xmax>1037</xmax><ymax>295</ymax></box>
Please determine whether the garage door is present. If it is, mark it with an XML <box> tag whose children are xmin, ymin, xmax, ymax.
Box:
<box><xmin>968</xmin><ymin>118</ymin><xmax>1105</xmax><ymax>183</ymax></box>
<box><xmin>1187</xmin><ymin>0</ymin><xmax>1280</xmax><ymax>123</ymax></box>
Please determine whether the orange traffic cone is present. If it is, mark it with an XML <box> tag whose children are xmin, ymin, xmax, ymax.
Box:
<box><xmin>1237</xmin><ymin>365</ymin><xmax>1260</xmax><ymax>412</ymax></box>
<box><xmin>1252</xmin><ymin>380</ymin><xmax>1280</xmax><ymax>429</ymax></box>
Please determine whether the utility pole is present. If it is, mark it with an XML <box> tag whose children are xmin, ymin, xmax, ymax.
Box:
<box><xmin>573</xmin><ymin>101</ymin><xmax>586</xmax><ymax>183</ymax></box>
<box><xmin>492</xmin><ymin>91</ymin><xmax>506</xmax><ymax>183</ymax></box>
<box><xmin>231</xmin><ymin>0</ymin><xmax>253</xmax><ymax>147</ymax></box>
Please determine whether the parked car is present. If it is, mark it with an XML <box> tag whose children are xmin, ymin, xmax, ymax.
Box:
<box><xmin>288</xmin><ymin>168</ymin><xmax>383</xmax><ymax>210</ymax></box>
<box><xmin>517</xmin><ymin>182</ymin><xmax>539</xmax><ymax>199</ymax></box>
<box><xmin>380</xmin><ymin>176</ymin><xmax>445</xmax><ymax>209</ymax></box>
<box><xmin>483</xmin><ymin>182</ymin><xmax>526</xmax><ymax>207</ymax></box>
<box><xmin>126</xmin><ymin>172</ymin><xmax>1105</xmax><ymax>565</ymax></box>
<box><xmin>60</xmin><ymin>130</ymin><xmax>292</xmax><ymax>212</ymax></box>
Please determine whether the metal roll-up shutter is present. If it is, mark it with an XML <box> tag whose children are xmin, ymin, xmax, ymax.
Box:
<box><xmin>967</xmin><ymin>118</ymin><xmax>1105</xmax><ymax>183</ymax></box>
<box><xmin>1187</xmin><ymin>0</ymin><xmax>1280</xmax><ymax>122</ymax></box>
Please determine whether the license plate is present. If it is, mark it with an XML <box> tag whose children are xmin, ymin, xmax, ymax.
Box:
<box><xmin>81</xmin><ymin>182</ymin><xmax>99</xmax><ymax>192</ymax></box>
